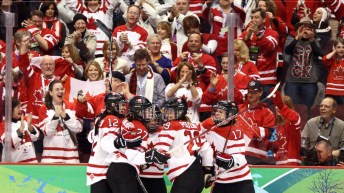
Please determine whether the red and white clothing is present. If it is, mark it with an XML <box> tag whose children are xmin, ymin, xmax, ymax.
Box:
<box><xmin>112</xmin><ymin>24</ymin><xmax>148</xmax><ymax>66</ymax></box>
<box><xmin>240</xmin><ymin>28</ymin><xmax>279</xmax><ymax>85</ymax></box>
<box><xmin>165</xmin><ymin>83</ymin><xmax>203</xmax><ymax>123</ymax></box>
<box><xmin>38</xmin><ymin>101</ymin><xmax>82</xmax><ymax>163</ymax></box>
<box><xmin>201</xmin><ymin>71</ymin><xmax>250</xmax><ymax>106</ymax></box>
<box><xmin>27</xmin><ymin>27</ymin><xmax>59</xmax><ymax>56</ymax></box>
<box><xmin>238</xmin><ymin>102</ymin><xmax>275</xmax><ymax>161</ymax></box>
<box><xmin>18</xmin><ymin>52</ymin><xmax>57</xmax><ymax>126</ymax></box>
<box><xmin>42</xmin><ymin>17</ymin><xmax>68</xmax><ymax>49</ymax></box>
<box><xmin>75</xmin><ymin>93</ymin><xmax>105</xmax><ymax>119</ymax></box>
<box><xmin>0</xmin><ymin>39</ymin><xmax>5</xmax><ymax>54</ymax></box>
<box><xmin>181</xmin><ymin>33</ymin><xmax>218</xmax><ymax>55</ymax></box>
<box><xmin>87</xmin><ymin>115</ymin><xmax>123</xmax><ymax>186</ymax></box>
<box><xmin>189</xmin><ymin>0</ymin><xmax>207</xmax><ymax>17</ymax></box>
<box><xmin>161</xmin><ymin>38</ymin><xmax>178</xmax><ymax>61</ymax></box>
<box><xmin>172</xmin><ymin>52</ymin><xmax>217</xmax><ymax>85</ymax></box>
<box><xmin>0</xmin><ymin>120</ymin><xmax>39</xmax><ymax>163</ymax></box>
<box><xmin>201</xmin><ymin>118</ymin><xmax>252</xmax><ymax>183</ymax></box>
<box><xmin>284</xmin><ymin>1</ymin><xmax>320</xmax><ymax>36</ymax></box>
<box><xmin>172</xmin><ymin>53</ymin><xmax>217</xmax><ymax>112</ymax></box>
<box><xmin>102</xmin><ymin>119</ymin><xmax>149</xmax><ymax>174</ymax></box>
<box><xmin>54</xmin><ymin>57</ymin><xmax>84</xmax><ymax>79</ymax></box>
<box><xmin>322</xmin><ymin>56</ymin><xmax>344</xmax><ymax>96</ymax></box>
<box><xmin>204</xmin><ymin>2</ymin><xmax>245</xmax><ymax>55</ymax></box>
<box><xmin>62</xmin><ymin>0</ymin><xmax>119</xmax><ymax>55</ymax></box>
<box><xmin>140</xmin><ymin>129</ymin><xmax>164</xmax><ymax>179</ymax></box>
<box><xmin>155</xmin><ymin>120</ymin><xmax>213</xmax><ymax>182</ymax></box>
<box><xmin>235</xmin><ymin>61</ymin><xmax>260</xmax><ymax>80</ymax></box>
<box><xmin>275</xmin><ymin>105</ymin><xmax>302</xmax><ymax>165</ymax></box>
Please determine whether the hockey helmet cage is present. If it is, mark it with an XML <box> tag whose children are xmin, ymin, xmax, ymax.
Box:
<box><xmin>104</xmin><ymin>93</ymin><xmax>127</xmax><ymax>117</ymax></box>
<box><xmin>128</xmin><ymin>96</ymin><xmax>152</xmax><ymax>122</ymax></box>
<box><xmin>212</xmin><ymin>101</ymin><xmax>238</xmax><ymax>126</ymax></box>
<box><xmin>162</xmin><ymin>97</ymin><xmax>187</xmax><ymax>122</ymax></box>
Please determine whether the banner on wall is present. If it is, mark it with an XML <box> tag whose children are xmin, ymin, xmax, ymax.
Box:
<box><xmin>0</xmin><ymin>165</ymin><xmax>343</xmax><ymax>193</ymax></box>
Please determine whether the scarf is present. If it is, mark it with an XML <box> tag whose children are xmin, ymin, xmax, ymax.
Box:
<box><xmin>129</xmin><ymin>67</ymin><xmax>154</xmax><ymax>101</ymax></box>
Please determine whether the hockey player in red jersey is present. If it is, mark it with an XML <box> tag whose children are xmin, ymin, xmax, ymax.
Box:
<box><xmin>154</xmin><ymin>97</ymin><xmax>213</xmax><ymax>193</ymax></box>
<box><xmin>103</xmin><ymin>96</ymin><xmax>151</xmax><ymax>193</ymax></box>
<box><xmin>138</xmin><ymin>105</ymin><xmax>167</xmax><ymax>193</ymax></box>
<box><xmin>201</xmin><ymin>101</ymin><xmax>255</xmax><ymax>193</ymax></box>
<box><xmin>86</xmin><ymin>93</ymin><xmax>127</xmax><ymax>193</ymax></box>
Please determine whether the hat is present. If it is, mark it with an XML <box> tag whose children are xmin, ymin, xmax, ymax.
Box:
<box><xmin>247</xmin><ymin>80</ymin><xmax>262</xmax><ymax>91</ymax></box>
<box><xmin>72</xmin><ymin>13</ymin><xmax>88</xmax><ymax>25</ymax></box>
<box><xmin>295</xmin><ymin>16</ymin><xmax>316</xmax><ymax>30</ymax></box>
<box><xmin>112</xmin><ymin>71</ymin><xmax>125</xmax><ymax>82</ymax></box>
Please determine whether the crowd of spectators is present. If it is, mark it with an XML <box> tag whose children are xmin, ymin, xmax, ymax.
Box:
<box><xmin>0</xmin><ymin>0</ymin><xmax>344</xmax><ymax>167</ymax></box>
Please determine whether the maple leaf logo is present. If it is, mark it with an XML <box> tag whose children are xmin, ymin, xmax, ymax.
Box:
<box><xmin>87</xmin><ymin>17</ymin><xmax>97</xmax><ymax>30</ymax></box>
<box><xmin>180</xmin><ymin>95</ymin><xmax>193</xmax><ymax>108</ymax></box>
<box><xmin>334</xmin><ymin>66</ymin><xmax>344</xmax><ymax>80</ymax></box>
<box><xmin>33</xmin><ymin>90</ymin><xmax>44</xmax><ymax>102</ymax></box>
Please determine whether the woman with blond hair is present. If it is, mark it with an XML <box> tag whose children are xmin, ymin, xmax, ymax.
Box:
<box><xmin>84</xmin><ymin>60</ymin><xmax>104</xmax><ymax>81</ymax></box>
<box><xmin>234</xmin><ymin>39</ymin><xmax>260</xmax><ymax>80</ymax></box>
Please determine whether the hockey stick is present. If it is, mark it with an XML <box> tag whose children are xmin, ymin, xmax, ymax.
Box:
<box><xmin>96</xmin><ymin>19</ymin><xmax>114</xmax><ymax>84</ymax></box>
<box><xmin>167</xmin><ymin>82</ymin><xmax>281</xmax><ymax>154</ymax></box>
<box><xmin>136</xmin><ymin>175</ymin><xmax>148</xmax><ymax>193</ymax></box>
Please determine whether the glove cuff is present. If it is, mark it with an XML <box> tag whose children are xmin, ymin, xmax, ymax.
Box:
<box><xmin>27</xmin><ymin>26</ymin><xmax>41</xmax><ymax>36</ymax></box>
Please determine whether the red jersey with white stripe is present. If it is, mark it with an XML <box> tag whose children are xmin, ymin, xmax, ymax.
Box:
<box><xmin>204</xmin><ymin>2</ymin><xmax>245</xmax><ymax>55</ymax></box>
<box><xmin>238</xmin><ymin>102</ymin><xmax>275</xmax><ymax>161</ymax></box>
<box><xmin>155</xmin><ymin>120</ymin><xmax>213</xmax><ymax>182</ymax></box>
<box><xmin>240</xmin><ymin>28</ymin><xmax>279</xmax><ymax>85</ymax></box>
<box><xmin>102</xmin><ymin>119</ymin><xmax>149</xmax><ymax>174</ymax></box>
<box><xmin>189</xmin><ymin>0</ymin><xmax>207</xmax><ymax>17</ymax></box>
<box><xmin>140</xmin><ymin>128</ymin><xmax>164</xmax><ymax>179</ymax></box>
<box><xmin>0</xmin><ymin>120</ymin><xmax>39</xmax><ymax>163</ymax></box>
<box><xmin>201</xmin><ymin>118</ymin><xmax>252</xmax><ymax>183</ymax></box>
<box><xmin>112</xmin><ymin>24</ymin><xmax>148</xmax><ymax>64</ymax></box>
<box><xmin>86</xmin><ymin>115</ymin><xmax>122</xmax><ymax>186</ymax></box>
<box><xmin>275</xmin><ymin>105</ymin><xmax>302</xmax><ymax>165</ymax></box>
<box><xmin>322</xmin><ymin>56</ymin><xmax>344</xmax><ymax>96</ymax></box>
<box><xmin>18</xmin><ymin>53</ymin><xmax>57</xmax><ymax>126</ymax></box>
<box><xmin>31</xmin><ymin>28</ymin><xmax>59</xmax><ymax>56</ymax></box>
<box><xmin>38</xmin><ymin>101</ymin><xmax>82</xmax><ymax>163</ymax></box>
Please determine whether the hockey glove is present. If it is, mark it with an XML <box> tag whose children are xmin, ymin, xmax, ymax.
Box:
<box><xmin>114</xmin><ymin>134</ymin><xmax>126</xmax><ymax>149</ymax></box>
<box><xmin>125</xmin><ymin>138</ymin><xmax>142</xmax><ymax>148</ymax></box>
<box><xmin>269</xmin><ymin>88</ymin><xmax>284</xmax><ymax>109</ymax></box>
<box><xmin>204</xmin><ymin>175</ymin><xmax>214</xmax><ymax>189</ymax></box>
<box><xmin>216</xmin><ymin>152</ymin><xmax>234</xmax><ymax>170</ymax></box>
<box><xmin>145</xmin><ymin>148</ymin><xmax>170</xmax><ymax>165</ymax></box>
<box><xmin>203</xmin><ymin>166</ymin><xmax>214</xmax><ymax>189</ymax></box>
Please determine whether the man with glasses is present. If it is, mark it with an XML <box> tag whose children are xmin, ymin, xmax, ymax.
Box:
<box><xmin>113</xmin><ymin>5</ymin><xmax>148</xmax><ymax>67</ymax></box>
<box><xmin>302</xmin><ymin>97</ymin><xmax>344</xmax><ymax>151</ymax></box>
<box><xmin>22</xmin><ymin>10</ymin><xmax>59</xmax><ymax>55</ymax></box>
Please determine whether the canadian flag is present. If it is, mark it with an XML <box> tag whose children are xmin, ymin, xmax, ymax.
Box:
<box><xmin>63</xmin><ymin>76</ymin><xmax>106</xmax><ymax>103</ymax></box>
